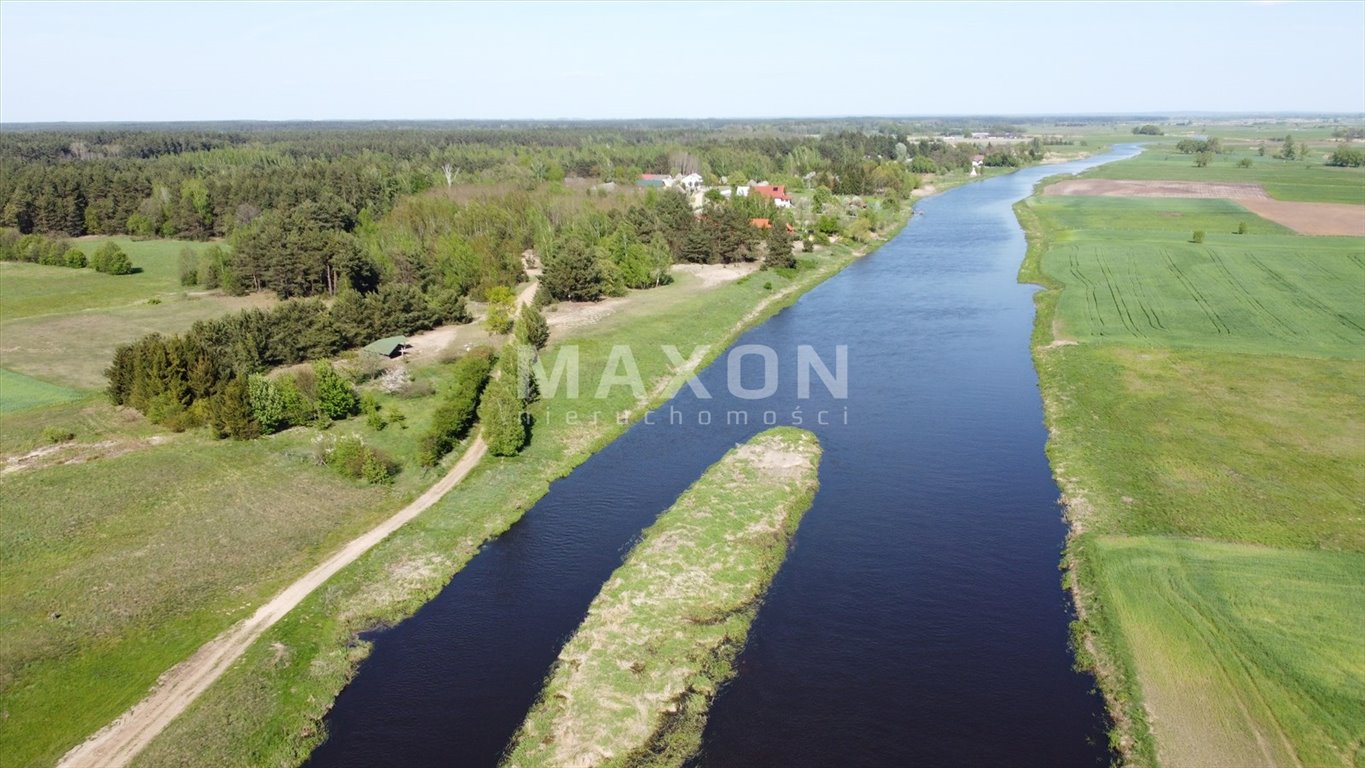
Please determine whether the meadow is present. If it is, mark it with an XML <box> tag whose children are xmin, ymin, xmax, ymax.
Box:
<box><xmin>0</xmin><ymin>238</ymin><xmax>267</xmax><ymax>397</ymax></box>
<box><xmin>505</xmin><ymin>428</ymin><xmax>821</xmax><ymax>767</ymax></box>
<box><xmin>1021</xmin><ymin>146</ymin><xmax>1365</xmax><ymax>766</ymax></box>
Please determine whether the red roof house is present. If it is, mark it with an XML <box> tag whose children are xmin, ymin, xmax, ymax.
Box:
<box><xmin>751</xmin><ymin>184</ymin><xmax>791</xmax><ymax>203</ymax></box>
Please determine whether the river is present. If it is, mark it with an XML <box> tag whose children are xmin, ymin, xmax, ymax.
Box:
<box><xmin>305</xmin><ymin>144</ymin><xmax>1143</xmax><ymax>767</ymax></box>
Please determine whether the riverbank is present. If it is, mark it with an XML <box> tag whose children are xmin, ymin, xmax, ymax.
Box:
<box><xmin>503</xmin><ymin>427</ymin><xmax>820</xmax><ymax>767</ymax></box>
<box><xmin>1016</xmin><ymin>142</ymin><xmax>1365</xmax><ymax>767</ymax></box>
<box><xmin>126</xmin><ymin>204</ymin><xmax>917</xmax><ymax>767</ymax></box>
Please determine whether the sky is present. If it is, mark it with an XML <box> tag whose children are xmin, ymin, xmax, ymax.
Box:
<box><xmin>2</xmin><ymin>1</ymin><xmax>1363</xmax><ymax>123</ymax></box>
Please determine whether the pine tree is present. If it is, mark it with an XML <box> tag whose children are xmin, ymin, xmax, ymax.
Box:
<box><xmin>516</xmin><ymin>304</ymin><xmax>550</xmax><ymax>350</ymax></box>
<box><xmin>764</xmin><ymin>221</ymin><xmax>796</xmax><ymax>269</ymax></box>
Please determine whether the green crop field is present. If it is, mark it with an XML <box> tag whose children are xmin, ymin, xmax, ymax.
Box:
<box><xmin>0</xmin><ymin>368</ymin><xmax>85</xmax><ymax>414</ymax></box>
<box><xmin>1021</xmin><ymin>145</ymin><xmax>1365</xmax><ymax>767</ymax></box>
<box><xmin>1020</xmin><ymin>196</ymin><xmax>1365</xmax><ymax>359</ymax></box>
<box><xmin>1085</xmin><ymin>536</ymin><xmax>1365</xmax><ymax>768</ymax></box>
<box><xmin>1079</xmin><ymin>146</ymin><xmax>1365</xmax><ymax>204</ymax></box>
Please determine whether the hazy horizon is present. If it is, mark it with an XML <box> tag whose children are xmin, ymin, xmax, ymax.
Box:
<box><xmin>3</xmin><ymin>1</ymin><xmax>1364</xmax><ymax>123</ymax></box>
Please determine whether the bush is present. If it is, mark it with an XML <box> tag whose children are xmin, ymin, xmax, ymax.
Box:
<box><xmin>1236</xmin><ymin>158</ymin><xmax>1253</xmax><ymax>169</ymax></box>
<box><xmin>91</xmin><ymin>242</ymin><xmax>134</xmax><ymax>275</ymax></box>
<box><xmin>42</xmin><ymin>426</ymin><xmax>76</xmax><ymax>444</ymax></box>
<box><xmin>1236</xmin><ymin>221</ymin><xmax>1248</xmax><ymax>235</ymax></box>
<box><xmin>323</xmin><ymin>434</ymin><xmax>397</xmax><ymax>485</ymax></box>
<box><xmin>63</xmin><ymin>249</ymin><xmax>87</xmax><ymax>269</ymax></box>
<box><xmin>1326</xmin><ymin>146</ymin><xmax>1365</xmax><ymax>167</ymax></box>
<box><xmin>314</xmin><ymin>361</ymin><xmax>360</xmax><ymax>421</ymax></box>
<box><xmin>1192</xmin><ymin>230</ymin><xmax>1206</xmax><ymax>244</ymax></box>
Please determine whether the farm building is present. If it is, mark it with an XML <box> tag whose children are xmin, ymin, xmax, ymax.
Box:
<box><xmin>636</xmin><ymin>173</ymin><xmax>673</xmax><ymax>188</ymax></box>
<box><xmin>363</xmin><ymin>336</ymin><xmax>410</xmax><ymax>358</ymax></box>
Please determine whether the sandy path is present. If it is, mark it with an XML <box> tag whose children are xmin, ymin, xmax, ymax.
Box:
<box><xmin>58</xmin><ymin>280</ymin><xmax>538</xmax><ymax>768</ymax></box>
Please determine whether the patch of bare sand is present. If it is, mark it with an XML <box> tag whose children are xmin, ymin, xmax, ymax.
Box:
<box><xmin>2</xmin><ymin>435</ymin><xmax>172</xmax><ymax>476</ymax></box>
<box><xmin>1236</xmin><ymin>199</ymin><xmax>1365</xmax><ymax>237</ymax></box>
<box><xmin>544</xmin><ymin>295</ymin><xmax>631</xmax><ymax>332</ymax></box>
<box><xmin>672</xmin><ymin>261</ymin><xmax>759</xmax><ymax>288</ymax></box>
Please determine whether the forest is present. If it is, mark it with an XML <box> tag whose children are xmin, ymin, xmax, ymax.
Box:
<box><xmin>2</xmin><ymin>121</ymin><xmax>1045</xmax><ymax>440</ymax></box>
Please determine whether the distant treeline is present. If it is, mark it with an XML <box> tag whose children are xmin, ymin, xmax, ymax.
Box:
<box><xmin>1</xmin><ymin>125</ymin><xmax>1042</xmax><ymax>241</ymax></box>
<box><xmin>0</xmin><ymin>227</ymin><xmax>132</xmax><ymax>273</ymax></box>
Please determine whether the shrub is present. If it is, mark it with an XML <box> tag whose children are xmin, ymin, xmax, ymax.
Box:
<box><xmin>1192</xmin><ymin>230</ymin><xmax>1205</xmax><ymax>244</ymax></box>
<box><xmin>1236</xmin><ymin>158</ymin><xmax>1253</xmax><ymax>169</ymax></box>
<box><xmin>91</xmin><ymin>242</ymin><xmax>134</xmax><ymax>275</ymax></box>
<box><xmin>64</xmin><ymin>249</ymin><xmax>87</xmax><ymax>269</ymax></box>
<box><xmin>314</xmin><ymin>361</ymin><xmax>360</xmax><ymax>421</ymax></box>
<box><xmin>42</xmin><ymin>426</ymin><xmax>76</xmax><ymax>444</ymax></box>
<box><xmin>1326</xmin><ymin>146</ymin><xmax>1365</xmax><ymax>167</ymax></box>
<box><xmin>324</xmin><ymin>434</ymin><xmax>397</xmax><ymax>484</ymax></box>
<box><xmin>1236</xmin><ymin>221</ymin><xmax>1248</xmax><ymax>235</ymax></box>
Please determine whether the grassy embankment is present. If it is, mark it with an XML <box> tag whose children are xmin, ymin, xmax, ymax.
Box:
<box><xmin>91</xmin><ymin>210</ymin><xmax>912</xmax><ymax>767</ymax></box>
<box><xmin>1017</xmin><ymin>146</ymin><xmax>1365</xmax><ymax>767</ymax></box>
<box><xmin>503</xmin><ymin>427</ymin><xmax>821</xmax><ymax>767</ymax></box>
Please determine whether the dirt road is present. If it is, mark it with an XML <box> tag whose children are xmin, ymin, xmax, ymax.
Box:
<box><xmin>58</xmin><ymin>280</ymin><xmax>538</xmax><ymax>768</ymax></box>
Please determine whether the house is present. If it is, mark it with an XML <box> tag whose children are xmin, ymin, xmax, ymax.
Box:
<box><xmin>363</xmin><ymin>335</ymin><xmax>410</xmax><ymax>358</ymax></box>
<box><xmin>752</xmin><ymin>183</ymin><xmax>793</xmax><ymax>208</ymax></box>
<box><xmin>676</xmin><ymin>172</ymin><xmax>704</xmax><ymax>192</ymax></box>
<box><xmin>637</xmin><ymin>173</ymin><xmax>674</xmax><ymax>188</ymax></box>
<box><xmin>750</xmin><ymin>218</ymin><xmax>795</xmax><ymax>233</ymax></box>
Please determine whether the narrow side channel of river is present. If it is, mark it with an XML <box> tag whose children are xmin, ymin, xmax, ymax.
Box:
<box><xmin>305</xmin><ymin>144</ymin><xmax>1142</xmax><ymax>767</ymax></box>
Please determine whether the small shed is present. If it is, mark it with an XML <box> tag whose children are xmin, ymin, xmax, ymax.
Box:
<box><xmin>363</xmin><ymin>336</ymin><xmax>410</xmax><ymax>358</ymax></box>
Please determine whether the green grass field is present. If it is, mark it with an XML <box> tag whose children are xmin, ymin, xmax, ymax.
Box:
<box><xmin>0</xmin><ymin>238</ymin><xmax>223</xmax><ymax>322</ymax></box>
<box><xmin>505</xmin><ymin>428</ymin><xmax>820</xmax><ymax>767</ymax></box>
<box><xmin>1079</xmin><ymin>145</ymin><xmax>1365</xmax><ymax>203</ymax></box>
<box><xmin>1085</xmin><ymin>536</ymin><xmax>1365</xmax><ymax>768</ymax></box>
<box><xmin>0</xmin><ymin>368</ymin><xmax>85</xmax><ymax>414</ymax></box>
<box><xmin>0</xmin><ymin>238</ymin><xmax>269</xmax><ymax>391</ymax></box>
<box><xmin>1021</xmin><ymin>146</ymin><xmax>1365</xmax><ymax>767</ymax></box>
<box><xmin>127</xmin><ymin>234</ymin><xmax>895</xmax><ymax>768</ymax></box>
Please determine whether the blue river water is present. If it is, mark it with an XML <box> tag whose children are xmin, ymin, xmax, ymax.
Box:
<box><xmin>306</xmin><ymin>144</ymin><xmax>1142</xmax><ymax>767</ymax></box>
